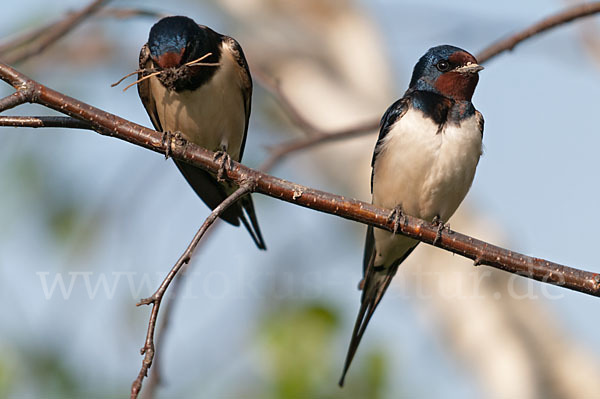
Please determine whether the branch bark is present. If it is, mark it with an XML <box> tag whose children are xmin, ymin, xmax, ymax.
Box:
<box><xmin>0</xmin><ymin>61</ymin><xmax>598</xmax><ymax>298</ymax></box>
<box><xmin>0</xmin><ymin>115</ymin><xmax>92</xmax><ymax>129</ymax></box>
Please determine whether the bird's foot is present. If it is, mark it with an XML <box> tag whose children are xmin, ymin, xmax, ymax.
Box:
<box><xmin>162</xmin><ymin>130</ymin><xmax>173</xmax><ymax>159</ymax></box>
<box><xmin>431</xmin><ymin>215</ymin><xmax>448</xmax><ymax>246</ymax></box>
<box><xmin>213</xmin><ymin>149</ymin><xmax>232</xmax><ymax>182</ymax></box>
<box><xmin>162</xmin><ymin>131</ymin><xmax>184</xmax><ymax>160</ymax></box>
<box><xmin>387</xmin><ymin>205</ymin><xmax>405</xmax><ymax>234</ymax></box>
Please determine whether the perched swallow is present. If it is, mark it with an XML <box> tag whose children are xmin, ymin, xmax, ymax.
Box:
<box><xmin>137</xmin><ymin>15</ymin><xmax>266</xmax><ymax>249</ymax></box>
<box><xmin>339</xmin><ymin>45</ymin><xmax>484</xmax><ymax>385</ymax></box>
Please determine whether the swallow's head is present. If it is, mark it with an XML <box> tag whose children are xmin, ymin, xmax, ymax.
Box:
<box><xmin>148</xmin><ymin>16</ymin><xmax>219</xmax><ymax>69</ymax></box>
<box><xmin>409</xmin><ymin>45</ymin><xmax>483</xmax><ymax>101</ymax></box>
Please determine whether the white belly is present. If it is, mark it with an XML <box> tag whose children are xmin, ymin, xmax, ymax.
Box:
<box><xmin>148</xmin><ymin>51</ymin><xmax>246</xmax><ymax>161</ymax></box>
<box><xmin>371</xmin><ymin>109</ymin><xmax>482</xmax><ymax>266</ymax></box>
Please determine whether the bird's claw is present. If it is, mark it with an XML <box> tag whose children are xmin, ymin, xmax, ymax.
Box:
<box><xmin>387</xmin><ymin>205</ymin><xmax>404</xmax><ymax>234</ymax></box>
<box><xmin>162</xmin><ymin>130</ymin><xmax>173</xmax><ymax>159</ymax></box>
<box><xmin>162</xmin><ymin>131</ymin><xmax>184</xmax><ymax>160</ymax></box>
<box><xmin>214</xmin><ymin>150</ymin><xmax>232</xmax><ymax>182</ymax></box>
<box><xmin>432</xmin><ymin>215</ymin><xmax>447</xmax><ymax>246</ymax></box>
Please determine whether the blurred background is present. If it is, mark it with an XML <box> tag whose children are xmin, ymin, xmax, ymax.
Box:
<box><xmin>1</xmin><ymin>0</ymin><xmax>599</xmax><ymax>398</ymax></box>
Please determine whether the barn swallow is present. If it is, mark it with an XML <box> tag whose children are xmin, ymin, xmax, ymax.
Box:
<box><xmin>137</xmin><ymin>15</ymin><xmax>266</xmax><ymax>249</ymax></box>
<box><xmin>339</xmin><ymin>45</ymin><xmax>484</xmax><ymax>385</ymax></box>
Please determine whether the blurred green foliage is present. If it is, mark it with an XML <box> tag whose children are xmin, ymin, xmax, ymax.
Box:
<box><xmin>0</xmin><ymin>355</ymin><xmax>12</xmax><ymax>398</ymax></box>
<box><xmin>4</xmin><ymin>147</ymin><xmax>103</xmax><ymax>256</ymax></box>
<box><xmin>255</xmin><ymin>301</ymin><xmax>390</xmax><ymax>399</ymax></box>
<box><xmin>0</xmin><ymin>344</ymin><xmax>86</xmax><ymax>398</ymax></box>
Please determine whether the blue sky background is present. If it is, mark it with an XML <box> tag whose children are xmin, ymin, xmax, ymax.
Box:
<box><xmin>1</xmin><ymin>0</ymin><xmax>599</xmax><ymax>397</ymax></box>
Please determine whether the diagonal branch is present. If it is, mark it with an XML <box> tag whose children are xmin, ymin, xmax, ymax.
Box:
<box><xmin>0</xmin><ymin>20</ymin><xmax>57</xmax><ymax>55</ymax></box>
<box><xmin>254</xmin><ymin>70</ymin><xmax>333</xmax><ymax>138</ymax></box>
<box><xmin>0</xmin><ymin>92</ymin><xmax>30</xmax><ymax>112</ymax></box>
<box><xmin>259</xmin><ymin>118</ymin><xmax>378</xmax><ymax>172</ymax></box>
<box><xmin>254</xmin><ymin>70</ymin><xmax>379</xmax><ymax>172</ymax></box>
<box><xmin>97</xmin><ymin>7</ymin><xmax>168</xmax><ymax>20</ymax></box>
<box><xmin>0</xmin><ymin>61</ymin><xmax>598</xmax><ymax>298</ymax></box>
<box><xmin>0</xmin><ymin>0</ymin><xmax>111</xmax><ymax>65</ymax></box>
<box><xmin>476</xmin><ymin>2</ymin><xmax>600</xmax><ymax>63</ymax></box>
<box><xmin>130</xmin><ymin>183</ymin><xmax>254</xmax><ymax>399</ymax></box>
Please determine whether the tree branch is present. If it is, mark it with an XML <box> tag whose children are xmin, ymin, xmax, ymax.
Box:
<box><xmin>0</xmin><ymin>115</ymin><xmax>93</xmax><ymax>129</ymax></box>
<box><xmin>0</xmin><ymin>0</ymin><xmax>111</xmax><ymax>65</ymax></box>
<box><xmin>476</xmin><ymin>2</ymin><xmax>600</xmax><ymax>63</ymax></box>
<box><xmin>97</xmin><ymin>7</ymin><xmax>168</xmax><ymax>20</ymax></box>
<box><xmin>130</xmin><ymin>184</ymin><xmax>254</xmax><ymax>399</ymax></box>
<box><xmin>0</xmin><ymin>61</ymin><xmax>598</xmax><ymax>298</ymax></box>
<box><xmin>254</xmin><ymin>70</ymin><xmax>337</xmax><ymax>138</ymax></box>
<box><xmin>0</xmin><ymin>92</ymin><xmax>29</xmax><ymax>112</ymax></box>
<box><xmin>254</xmin><ymin>69</ymin><xmax>379</xmax><ymax>172</ymax></box>
<box><xmin>259</xmin><ymin>118</ymin><xmax>378</xmax><ymax>172</ymax></box>
<box><xmin>138</xmin><ymin>224</ymin><xmax>219</xmax><ymax>399</ymax></box>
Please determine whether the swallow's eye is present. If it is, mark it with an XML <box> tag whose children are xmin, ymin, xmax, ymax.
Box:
<box><xmin>436</xmin><ymin>60</ymin><xmax>451</xmax><ymax>72</ymax></box>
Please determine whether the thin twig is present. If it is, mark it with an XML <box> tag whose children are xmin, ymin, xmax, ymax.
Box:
<box><xmin>130</xmin><ymin>184</ymin><xmax>253</xmax><ymax>399</ymax></box>
<box><xmin>183</xmin><ymin>53</ymin><xmax>213</xmax><ymax>66</ymax></box>
<box><xmin>122</xmin><ymin>71</ymin><xmax>161</xmax><ymax>92</ymax></box>
<box><xmin>140</xmin><ymin>224</ymin><xmax>219</xmax><ymax>399</ymax></box>
<box><xmin>0</xmin><ymin>20</ymin><xmax>57</xmax><ymax>55</ymax></box>
<box><xmin>259</xmin><ymin>119</ymin><xmax>379</xmax><ymax>172</ymax></box>
<box><xmin>111</xmin><ymin>70</ymin><xmax>146</xmax><ymax>88</ymax></box>
<box><xmin>0</xmin><ymin>6</ymin><xmax>165</xmax><ymax>60</ymax></box>
<box><xmin>476</xmin><ymin>2</ymin><xmax>600</xmax><ymax>63</ymax></box>
<box><xmin>1</xmin><ymin>0</ymin><xmax>111</xmax><ymax>65</ymax></box>
<box><xmin>111</xmin><ymin>54</ymin><xmax>215</xmax><ymax>88</ymax></box>
<box><xmin>140</xmin><ymin>265</ymin><xmax>185</xmax><ymax>399</ymax></box>
<box><xmin>112</xmin><ymin>53</ymin><xmax>218</xmax><ymax>92</ymax></box>
<box><xmin>254</xmin><ymin>69</ymin><xmax>379</xmax><ymax>172</ymax></box>
<box><xmin>98</xmin><ymin>8</ymin><xmax>168</xmax><ymax>20</ymax></box>
<box><xmin>254</xmin><ymin>69</ymin><xmax>326</xmax><ymax>138</ymax></box>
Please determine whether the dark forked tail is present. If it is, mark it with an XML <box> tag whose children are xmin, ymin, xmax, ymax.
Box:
<box><xmin>239</xmin><ymin>195</ymin><xmax>266</xmax><ymax>250</ymax></box>
<box><xmin>338</xmin><ymin>259</ymin><xmax>398</xmax><ymax>387</ymax></box>
<box><xmin>339</xmin><ymin>226</ymin><xmax>416</xmax><ymax>386</ymax></box>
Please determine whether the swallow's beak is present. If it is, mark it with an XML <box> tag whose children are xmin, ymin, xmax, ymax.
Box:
<box><xmin>455</xmin><ymin>62</ymin><xmax>484</xmax><ymax>74</ymax></box>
